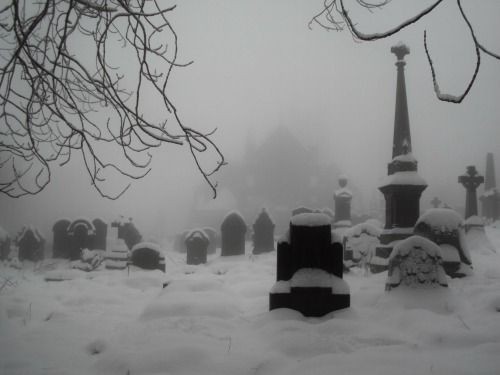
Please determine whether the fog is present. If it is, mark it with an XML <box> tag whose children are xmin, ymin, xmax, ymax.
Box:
<box><xmin>1</xmin><ymin>0</ymin><xmax>499</xmax><ymax>240</ymax></box>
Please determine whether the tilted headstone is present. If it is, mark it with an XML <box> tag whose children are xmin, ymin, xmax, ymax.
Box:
<box><xmin>185</xmin><ymin>230</ymin><xmax>209</xmax><ymax>265</ymax></box>
<box><xmin>220</xmin><ymin>211</ymin><xmax>247</xmax><ymax>256</ymax></box>
<box><xmin>52</xmin><ymin>219</ymin><xmax>71</xmax><ymax>258</ymax></box>
<box><xmin>130</xmin><ymin>242</ymin><xmax>165</xmax><ymax>271</ymax></box>
<box><xmin>252</xmin><ymin>208</ymin><xmax>275</xmax><ymax>254</ymax></box>
<box><xmin>17</xmin><ymin>225</ymin><xmax>45</xmax><ymax>262</ymax></box>
<box><xmin>386</xmin><ymin>235</ymin><xmax>448</xmax><ymax>290</ymax></box>
<box><xmin>414</xmin><ymin>208</ymin><xmax>472</xmax><ymax>278</ymax></box>
<box><xmin>269</xmin><ymin>213</ymin><xmax>350</xmax><ymax>317</ymax></box>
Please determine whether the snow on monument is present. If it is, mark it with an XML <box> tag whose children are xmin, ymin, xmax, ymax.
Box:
<box><xmin>371</xmin><ymin>43</ymin><xmax>427</xmax><ymax>273</ymax></box>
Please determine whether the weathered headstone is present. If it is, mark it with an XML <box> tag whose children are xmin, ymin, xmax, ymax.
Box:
<box><xmin>385</xmin><ymin>235</ymin><xmax>448</xmax><ymax>290</ymax></box>
<box><xmin>252</xmin><ymin>208</ymin><xmax>275</xmax><ymax>254</ymax></box>
<box><xmin>220</xmin><ymin>211</ymin><xmax>247</xmax><ymax>256</ymax></box>
<box><xmin>458</xmin><ymin>166</ymin><xmax>484</xmax><ymax>220</ymax></box>
<box><xmin>333</xmin><ymin>175</ymin><xmax>352</xmax><ymax>228</ymax></box>
<box><xmin>130</xmin><ymin>242</ymin><xmax>165</xmax><ymax>271</ymax></box>
<box><xmin>269</xmin><ymin>213</ymin><xmax>350</xmax><ymax>317</ymax></box>
<box><xmin>17</xmin><ymin>226</ymin><xmax>45</xmax><ymax>261</ymax></box>
<box><xmin>67</xmin><ymin>218</ymin><xmax>95</xmax><ymax>260</ymax></box>
<box><xmin>185</xmin><ymin>230</ymin><xmax>209</xmax><ymax>265</ymax></box>
<box><xmin>52</xmin><ymin>219</ymin><xmax>71</xmax><ymax>258</ymax></box>
<box><xmin>414</xmin><ymin>208</ymin><xmax>472</xmax><ymax>277</ymax></box>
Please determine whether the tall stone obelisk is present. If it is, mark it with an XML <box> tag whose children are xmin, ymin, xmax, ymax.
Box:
<box><xmin>480</xmin><ymin>153</ymin><xmax>499</xmax><ymax>221</ymax></box>
<box><xmin>371</xmin><ymin>43</ymin><xmax>428</xmax><ymax>273</ymax></box>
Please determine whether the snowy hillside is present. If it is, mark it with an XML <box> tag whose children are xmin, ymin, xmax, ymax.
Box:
<box><xmin>1</xmin><ymin>226</ymin><xmax>500</xmax><ymax>375</ymax></box>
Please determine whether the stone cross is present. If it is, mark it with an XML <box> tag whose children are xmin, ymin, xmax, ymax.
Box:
<box><xmin>430</xmin><ymin>197</ymin><xmax>442</xmax><ymax>209</ymax></box>
<box><xmin>458</xmin><ymin>166</ymin><xmax>484</xmax><ymax>218</ymax></box>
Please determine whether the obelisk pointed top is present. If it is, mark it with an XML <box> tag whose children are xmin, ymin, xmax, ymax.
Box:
<box><xmin>391</xmin><ymin>42</ymin><xmax>412</xmax><ymax>160</ymax></box>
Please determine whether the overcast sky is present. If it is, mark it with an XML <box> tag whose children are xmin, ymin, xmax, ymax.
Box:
<box><xmin>1</xmin><ymin>0</ymin><xmax>499</xmax><ymax>239</ymax></box>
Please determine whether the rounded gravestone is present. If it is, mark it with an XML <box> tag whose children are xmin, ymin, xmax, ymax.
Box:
<box><xmin>385</xmin><ymin>235</ymin><xmax>448</xmax><ymax>291</ymax></box>
<box><xmin>252</xmin><ymin>208</ymin><xmax>275</xmax><ymax>254</ymax></box>
<box><xmin>130</xmin><ymin>242</ymin><xmax>161</xmax><ymax>270</ymax></box>
<box><xmin>17</xmin><ymin>226</ymin><xmax>45</xmax><ymax>261</ymax></box>
<box><xmin>185</xmin><ymin>229</ymin><xmax>209</xmax><ymax>265</ymax></box>
<box><xmin>220</xmin><ymin>211</ymin><xmax>247</xmax><ymax>256</ymax></box>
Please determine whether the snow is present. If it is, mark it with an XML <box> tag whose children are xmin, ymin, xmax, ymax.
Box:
<box><xmin>290</xmin><ymin>213</ymin><xmax>331</xmax><ymax>227</ymax></box>
<box><xmin>417</xmin><ymin>208</ymin><xmax>463</xmax><ymax>230</ymax></box>
<box><xmin>0</xmin><ymin>229</ymin><xmax>500</xmax><ymax>375</ymax></box>
<box><xmin>465</xmin><ymin>215</ymin><xmax>485</xmax><ymax>226</ymax></box>
<box><xmin>346</xmin><ymin>222</ymin><xmax>382</xmax><ymax>238</ymax></box>
<box><xmin>380</xmin><ymin>171</ymin><xmax>427</xmax><ymax>187</ymax></box>
<box><xmin>387</xmin><ymin>235</ymin><xmax>448</xmax><ymax>290</ymax></box>
<box><xmin>392</xmin><ymin>152</ymin><xmax>417</xmax><ymax>163</ymax></box>
<box><xmin>131</xmin><ymin>242</ymin><xmax>161</xmax><ymax>253</ymax></box>
<box><xmin>289</xmin><ymin>268</ymin><xmax>350</xmax><ymax>294</ymax></box>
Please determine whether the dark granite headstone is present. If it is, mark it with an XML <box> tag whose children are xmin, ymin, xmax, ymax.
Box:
<box><xmin>92</xmin><ymin>219</ymin><xmax>108</xmax><ymax>250</ymax></box>
<box><xmin>252</xmin><ymin>208</ymin><xmax>275</xmax><ymax>254</ymax></box>
<box><xmin>17</xmin><ymin>226</ymin><xmax>45</xmax><ymax>261</ymax></box>
<box><xmin>220</xmin><ymin>211</ymin><xmax>247</xmax><ymax>256</ymax></box>
<box><xmin>52</xmin><ymin>219</ymin><xmax>71</xmax><ymax>258</ymax></box>
<box><xmin>185</xmin><ymin>230</ymin><xmax>209</xmax><ymax>265</ymax></box>
<box><xmin>269</xmin><ymin>213</ymin><xmax>350</xmax><ymax>317</ymax></box>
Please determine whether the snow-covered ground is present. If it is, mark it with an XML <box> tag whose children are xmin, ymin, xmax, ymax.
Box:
<box><xmin>1</xmin><ymin>227</ymin><xmax>500</xmax><ymax>375</ymax></box>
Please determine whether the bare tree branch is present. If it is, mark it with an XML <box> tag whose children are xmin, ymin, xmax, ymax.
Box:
<box><xmin>310</xmin><ymin>0</ymin><xmax>500</xmax><ymax>103</ymax></box>
<box><xmin>0</xmin><ymin>0</ymin><xmax>225</xmax><ymax>199</ymax></box>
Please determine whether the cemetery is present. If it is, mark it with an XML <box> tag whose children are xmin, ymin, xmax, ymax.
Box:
<box><xmin>1</xmin><ymin>39</ymin><xmax>500</xmax><ymax>375</ymax></box>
